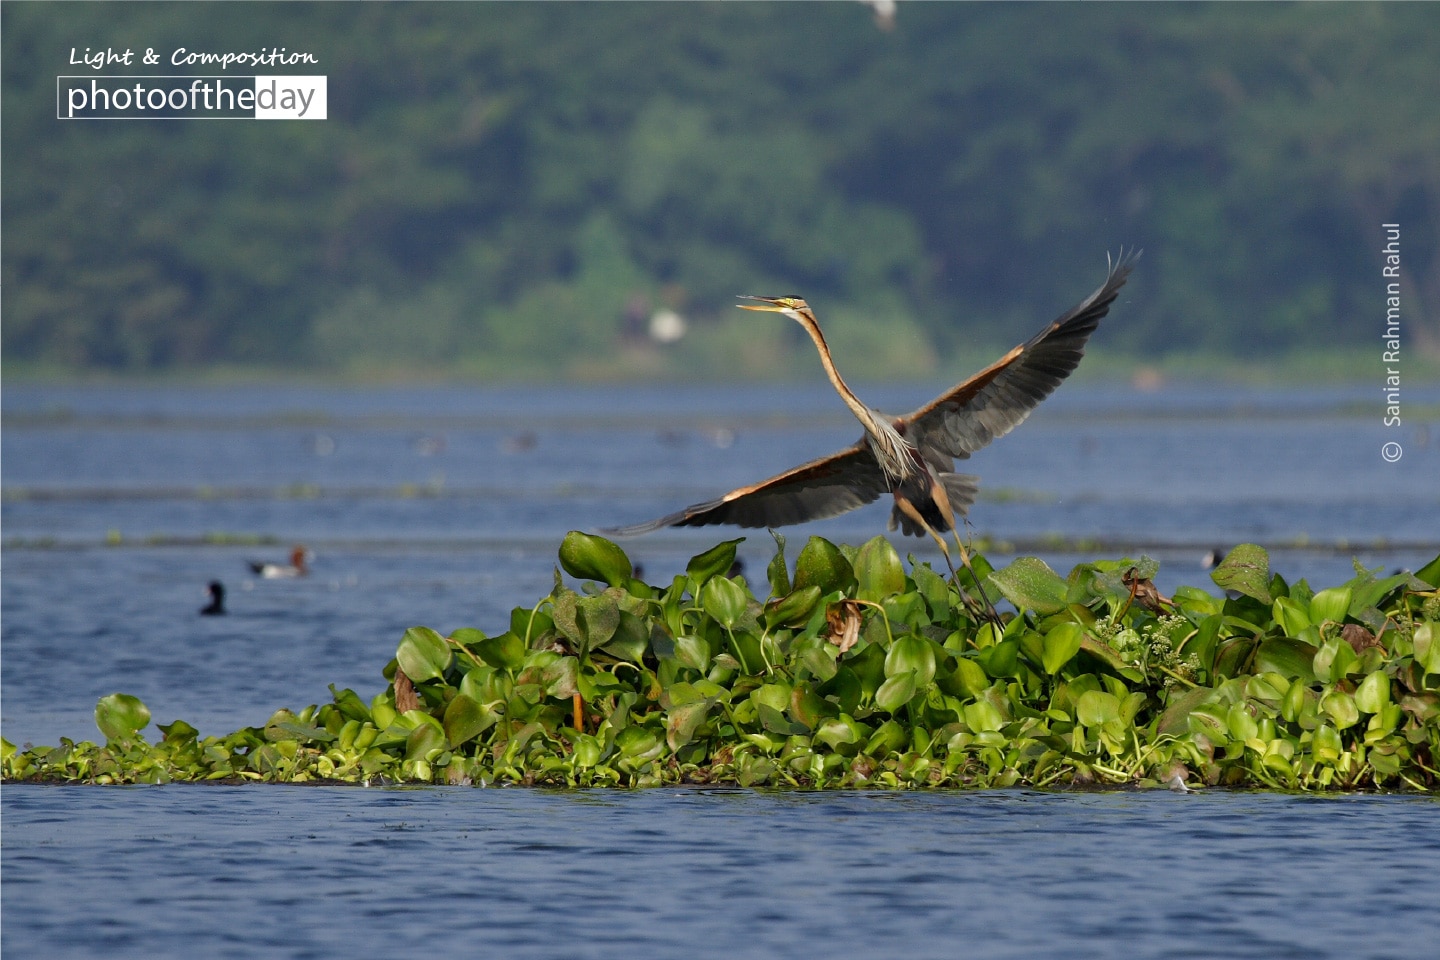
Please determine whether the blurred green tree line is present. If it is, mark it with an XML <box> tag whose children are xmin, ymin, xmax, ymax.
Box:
<box><xmin>3</xmin><ymin>2</ymin><xmax>1436</xmax><ymax>376</ymax></box>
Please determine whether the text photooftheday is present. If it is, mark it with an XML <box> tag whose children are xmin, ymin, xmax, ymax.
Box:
<box><xmin>58</xmin><ymin>76</ymin><xmax>326</xmax><ymax>120</ymax></box>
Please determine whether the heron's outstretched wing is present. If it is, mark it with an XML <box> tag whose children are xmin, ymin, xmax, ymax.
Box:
<box><xmin>902</xmin><ymin>250</ymin><xmax>1139</xmax><ymax>459</ymax></box>
<box><xmin>603</xmin><ymin>442</ymin><xmax>888</xmax><ymax>536</ymax></box>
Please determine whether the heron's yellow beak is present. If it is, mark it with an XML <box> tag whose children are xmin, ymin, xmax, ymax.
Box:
<box><xmin>736</xmin><ymin>295</ymin><xmax>792</xmax><ymax>313</ymax></box>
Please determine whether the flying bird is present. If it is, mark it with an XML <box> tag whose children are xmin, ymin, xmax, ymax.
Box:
<box><xmin>607</xmin><ymin>251</ymin><xmax>1138</xmax><ymax>589</ymax></box>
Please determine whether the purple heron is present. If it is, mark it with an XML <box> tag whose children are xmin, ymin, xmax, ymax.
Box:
<box><xmin>607</xmin><ymin>251</ymin><xmax>1138</xmax><ymax>593</ymax></box>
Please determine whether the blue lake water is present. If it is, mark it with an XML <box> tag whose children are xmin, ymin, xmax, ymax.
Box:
<box><xmin>3</xmin><ymin>381</ymin><xmax>1439</xmax><ymax>957</ymax></box>
<box><xmin>4</xmin><ymin>786</ymin><xmax>1438</xmax><ymax>960</ymax></box>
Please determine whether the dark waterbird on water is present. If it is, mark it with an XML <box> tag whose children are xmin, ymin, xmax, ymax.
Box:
<box><xmin>200</xmin><ymin>581</ymin><xmax>226</xmax><ymax>616</ymax></box>
<box><xmin>606</xmin><ymin>251</ymin><xmax>1138</xmax><ymax>609</ymax></box>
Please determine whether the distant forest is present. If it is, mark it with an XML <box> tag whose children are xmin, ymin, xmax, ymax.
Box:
<box><xmin>3</xmin><ymin>2</ymin><xmax>1436</xmax><ymax>377</ymax></box>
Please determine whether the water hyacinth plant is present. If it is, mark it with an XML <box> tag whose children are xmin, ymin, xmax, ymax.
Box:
<box><xmin>5</xmin><ymin>534</ymin><xmax>1439</xmax><ymax>791</ymax></box>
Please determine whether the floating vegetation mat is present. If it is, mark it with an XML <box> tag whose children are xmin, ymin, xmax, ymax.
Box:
<box><xmin>6</xmin><ymin>535</ymin><xmax>1439</xmax><ymax>791</ymax></box>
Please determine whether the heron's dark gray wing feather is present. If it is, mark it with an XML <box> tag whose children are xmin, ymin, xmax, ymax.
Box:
<box><xmin>603</xmin><ymin>443</ymin><xmax>887</xmax><ymax>536</ymax></box>
<box><xmin>903</xmin><ymin>250</ymin><xmax>1138</xmax><ymax>459</ymax></box>
<box><xmin>941</xmin><ymin>472</ymin><xmax>980</xmax><ymax>518</ymax></box>
<box><xmin>887</xmin><ymin>472</ymin><xmax>980</xmax><ymax>537</ymax></box>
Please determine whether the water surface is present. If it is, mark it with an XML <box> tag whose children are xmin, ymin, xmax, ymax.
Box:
<box><xmin>5</xmin><ymin>786</ymin><xmax>1437</xmax><ymax>960</ymax></box>
<box><xmin>3</xmin><ymin>382</ymin><xmax>1438</xmax><ymax>958</ymax></box>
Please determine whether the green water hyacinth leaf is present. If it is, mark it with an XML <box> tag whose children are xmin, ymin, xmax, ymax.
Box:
<box><xmin>793</xmin><ymin>536</ymin><xmax>854</xmax><ymax>595</ymax></box>
<box><xmin>157</xmin><ymin>719</ymin><xmax>198</xmax><ymax>743</ymax></box>
<box><xmin>1281</xmin><ymin>679</ymin><xmax>1308</xmax><ymax>723</ymax></box>
<box><xmin>576</xmin><ymin>594</ymin><xmax>620</xmax><ymax>652</ymax></box>
<box><xmin>542</xmin><ymin>657</ymin><xmax>580</xmax><ymax>699</ymax></box>
<box><xmin>1354</xmin><ymin>671</ymin><xmax>1391</xmax><ymax>715</ymax></box>
<box><xmin>443</xmin><ymin>694</ymin><xmax>497</xmax><ymax>747</ymax></box>
<box><xmin>673</xmin><ymin>634</ymin><xmax>711</xmax><ymax>673</ymax></box>
<box><xmin>1042</xmin><ymin>622</ymin><xmax>1084</xmax><ymax>674</ymax></box>
<box><xmin>397</xmin><ymin>626</ymin><xmax>451</xmax><ymax>682</ymax></box>
<box><xmin>559</xmin><ymin>530</ymin><xmax>632</xmax><ymax>587</ymax></box>
<box><xmin>794</xmin><ymin>633</ymin><xmax>839</xmax><ymax>683</ymax></box>
<box><xmin>866</xmin><ymin>719</ymin><xmax>908</xmax><ymax>756</ymax></box>
<box><xmin>885</xmin><ymin>635</ymin><xmax>936</xmax><ymax>689</ymax></box>
<box><xmin>977</xmin><ymin>637</ymin><xmax>1020</xmax><ymax>678</ymax></box>
<box><xmin>964</xmin><ymin>699</ymin><xmax>1006</xmax><ymax>733</ymax></box>
<box><xmin>1415</xmin><ymin>553</ymin><xmax>1440</xmax><ymax>588</ymax></box>
<box><xmin>989</xmin><ymin>557</ymin><xmax>1068</xmax><ymax>614</ymax></box>
<box><xmin>686</xmin><ymin>538</ymin><xmax>744</xmax><ymax>586</ymax></box>
<box><xmin>270</xmin><ymin>720</ymin><xmax>333</xmax><ymax>743</ymax></box>
<box><xmin>1254</xmin><ymin>638</ymin><xmax>1318</xmax><ymax>682</ymax></box>
<box><xmin>1313</xmin><ymin>637</ymin><xmax>1359</xmax><ymax>684</ymax></box>
<box><xmin>1272</xmin><ymin>596</ymin><xmax>1311</xmax><ymax>636</ymax></box>
<box><xmin>329</xmin><ymin>685</ymin><xmax>372</xmax><ymax>723</ymax></box>
<box><xmin>475</xmin><ymin>631</ymin><xmax>526</xmax><ymax>671</ymax></box>
<box><xmin>952</xmin><ymin>657</ymin><xmax>989</xmax><ymax>698</ymax></box>
<box><xmin>569</xmin><ymin>733</ymin><xmax>603</xmax><ymax>769</ymax></box>
<box><xmin>1415</xmin><ymin>623</ymin><xmax>1440</xmax><ymax>675</ymax></box>
<box><xmin>1210</xmin><ymin>544</ymin><xmax>1272</xmax><ymax>603</ymax></box>
<box><xmin>729</xmin><ymin>630</ymin><xmax>767</xmax><ymax>675</ymax></box>
<box><xmin>756</xmin><ymin>703</ymin><xmax>807</xmax><ymax>736</ymax></box>
<box><xmin>1157</xmin><ymin>685</ymin><xmax>1214</xmax><ymax>736</ymax></box>
<box><xmin>814</xmin><ymin>717</ymin><xmax>861</xmax><ymax>752</ymax></box>
<box><xmin>848</xmin><ymin>643</ymin><xmax>886</xmax><ymax>699</ymax></box>
<box><xmin>1345</xmin><ymin>568</ymin><xmax>1413</xmax><ymax>616</ymax></box>
<box><xmin>910</xmin><ymin>562</ymin><xmax>951</xmax><ymax>616</ymax></box>
<box><xmin>765</xmin><ymin>585</ymin><xmax>822</xmax><ymax>629</ymax></box>
<box><xmin>553</xmin><ymin>592</ymin><xmax>620</xmax><ymax>657</ymax></box>
<box><xmin>855</xmin><ymin>535</ymin><xmax>906</xmax><ymax>602</ymax></box>
<box><xmin>750</xmin><ymin>682</ymin><xmax>792</xmax><ymax>715</ymax></box>
<box><xmin>405</xmin><ymin>716</ymin><xmax>447</xmax><ymax>761</ymax></box>
<box><xmin>1321</xmin><ymin>689</ymin><xmax>1360</xmax><ymax>730</ymax></box>
<box><xmin>511</xmin><ymin>606</ymin><xmax>554</xmax><ymax>644</ymax></box>
<box><xmin>1308</xmin><ymin>587</ymin><xmax>1352</xmax><ymax>625</ymax></box>
<box><xmin>666</xmin><ymin>699</ymin><xmax>713</xmax><ymax>751</ymax></box>
<box><xmin>615</xmin><ymin>725</ymin><xmax>662</xmax><ymax>762</ymax></box>
<box><xmin>875</xmin><ymin>671</ymin><xmax>918</xmax><ymax>713</ymax></box>
<box><xmin>767</xmin><ymin>530</ymin><xmax>791</xmax><ymax>596</ymax></box>
<box><xmin>1226</xmin><ymin>702</ymin><xmax>1259</xmax><ymax>742</ymax></box>
<box><xmin>1075</xmin><ymin>690</ymin><xmax>1121</xmax><ymax>727</ymax></box>
<box><xmin>790</xmin><ymin>683</ymin><xmax>837</xmax><ymax>730</ymax></box>
<box><xmin>449</xmin><ymin>627</ymin><xmax>488</xmax><ymax>662</ymax></box>
<box><xmin>95</xmin><ymin>693</ymin><xmax>150</xmax><ymax>742</ymax></box>
<box><xmin>1312</xmin><ymin>723</ymin><xmax>1344</xmax><ymax>762</ymax></box>
<box><xmin>371</xmin><ymin>693</ymin><xmax>397</xmax><ymax>731</ymax></box>
<box><xmin>703</xmin><ymin>576</ymin><xmax>748</xmax><ymax>629</ymax></box>
<box><xmin>601</xmin><ymin>610</ymin><xmax>649</xmax><ymax>664</ymax></box>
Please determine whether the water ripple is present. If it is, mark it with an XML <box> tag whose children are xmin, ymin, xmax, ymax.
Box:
<box><xmin>4</xmin><ymin>786</ymin><xmax>1438</xmax><ymax>959</ymax></box>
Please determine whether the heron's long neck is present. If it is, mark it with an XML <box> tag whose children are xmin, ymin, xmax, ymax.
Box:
<box><xmin>795</xmin><ymin>310</ymin><xmax>914</xmax><ymax>479</ymax></box>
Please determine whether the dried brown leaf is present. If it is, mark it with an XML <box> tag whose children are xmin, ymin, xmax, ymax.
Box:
<box><xmin>394</xmin><ymin>667</ymin><xmax>419</xmax><ymax>713</ymax></box>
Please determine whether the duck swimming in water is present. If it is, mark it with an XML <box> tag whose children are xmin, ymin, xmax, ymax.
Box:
<box><xmin>248</xmin><ymin>545</ymin><xmax>310</xmax><ymax>579</ymax></box>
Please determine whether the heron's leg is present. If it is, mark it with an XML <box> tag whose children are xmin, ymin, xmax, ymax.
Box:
<box><xmin>925</xmin><ymin>524</ymin><xmax>959</xmax><ymax>579</ymax></box>
<box><xmin>924</xmin><ymin>483</ymin><xmax>1002</xmax><ymax>626</ymax></box>
<box><xmin>948</xmin><ymin>527</ymin><xmax>1001</xmax><ymax>626</ymax></box>
<box><xmin>898</xmin><ymin>498</ymin><xmax>991</xmax><ymax>623</ymax></box>
<box><xmin>933</xmin><ymin>525</ymin><xmax>997</xmax><ymax>625</ymax></box>
<box><xmin>572</xmin><ymin>692</ymin><xmax>585</xmax><ymax>732</ymax></box>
